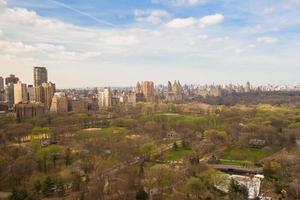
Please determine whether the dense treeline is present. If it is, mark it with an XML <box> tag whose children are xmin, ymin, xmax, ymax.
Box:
<box><xmin>0</xmin><ymin>102</ymin><xmax>300</xmax><ymax>199</ymax></box>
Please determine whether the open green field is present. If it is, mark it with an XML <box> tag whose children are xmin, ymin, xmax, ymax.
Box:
<box><xmin>73</xmin><ymin>127</ymin><xmax>128</xmax><ymax>140</ymax></box>
<box><xmin>222</xmin><ymin>147</ymin><xmax>272</xmax><ymax>162</ymax></box>
<box><xmin>165</xmin><ymin>147</ymin><xmax>191</xmax><ymax>161</ymax></box>
<box><xmin>218</xmin><ymin>159</ymin><xmax>257</xmax><ymax>168</ymax></box>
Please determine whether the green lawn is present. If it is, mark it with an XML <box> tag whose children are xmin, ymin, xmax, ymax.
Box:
<box><xmin>219</xmin><ymin>159</ymin><xmax>257</xmax><ymax>168</ymax></box>
<box><xmin>222</xmin><ymin>147</ymin><xmax>272</xmax><ymax>162</ymax></box>
<box><xmin>73</xmin><ymin>127</ymin><xmax>127</xmax><ymax>140</ymax></box>
<box><xmin>165</xmin><ymin>147</ymin><xmax>190</xmax><ymax>161</ymax></box>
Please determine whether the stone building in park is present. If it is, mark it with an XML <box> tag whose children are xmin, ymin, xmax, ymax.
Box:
<box><xmin>50</xmin><ymin>92</ymin><xmax>68</xmax><ymax>114</ymax></box>
<box><xmin>15</xmin><ymin>102</ymin><xmax>45</xmax><ymax>122</ymax></box>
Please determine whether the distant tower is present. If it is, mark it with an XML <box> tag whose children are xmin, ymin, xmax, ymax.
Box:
<box><xmin>98</xmin><ymin>88</ymin><xmax>112</xmax><ymax>108</ymax></box>
<box><xmin>34</xmin><ymin>66</ymin><xmax>48</xmax><ymax>87</ymax></box>
<box><xmin>136</xmin><ymin>82</ymin><xmax>142</xmax><ymax>93</ymax></box>
<box><xmin>167</xmin><ymin>81</ymin><xmax>173</xmax><ymax>92</ymax></box>
<box><xmin>5</xmin><ymin>83</ymin><xmax>14</xmax><ymax>107</ymax></box>
<box><xmin>141</xmin><ymin>81</ymin><xmax>155</xmax><ymax>102</ymax></box>
<box><xmin>14</xmin><ymin>81</ymin><xmax>28</xmax><ymax>104</ymax></box>
<box><xmin>5</xmin><ymin>74</ymin><xmax>19</xmax><ymax>85</ymax></box>
<box><xmin>0</xmin><ymin>77</ymin><xmax>4</xmax><ymax>91</ymax></box>
<box><xmin>50</xmin><ymin>92</ymin><xmax>68</xmax><ymax>114</ymax></box>
<box><xmin>245</xmin><ymin>81</ymin><xmax>251</xmax><ymax>93</ymax></box>
<box><xmin>42</xmin><ymin>82</ymin><xmax>56</xmax><ymax>110</ymax></box>
<box><xmin>0</xmin><ymin>77</ymin><xmax>4</xmax><ymax>101</ymax></box>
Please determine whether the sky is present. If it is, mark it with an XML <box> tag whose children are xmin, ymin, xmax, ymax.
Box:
<box><xmin>0</xmin><ymin>0</ymin><xmax>300</xmax><ymax>88</ymax></box>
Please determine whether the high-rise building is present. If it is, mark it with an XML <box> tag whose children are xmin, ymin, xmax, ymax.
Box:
<box><xmin>33</xmin><ymin>67</ymin><xmax>55</xmax><ymax>110</ymax></box>
<box><xmin>15</xmin><ymin>102</ymin><xmax>45</xmax><ymax>122</ymax></box>
<box><xmin>98</xmin><ymin>88</ymin><xmax>112</xmax><ymax>108</ymax></box>
<box><xmin>27</xmin><ymin>85</ymin><xmax>35</xmax><ymax>102</ymax></box>
<box><xmin>141</xmin><ymin>81</ymin><xmax>155</xmax><ymax>102</ymax></box>
<box><xmin>34</xmin><ymin>67</ymin><xmax>48</xmax><ymax>87</ymax></box>
<box><xmin>0</xmin><ymin>77</ymin><xmax>4</xmax><ymax>91</ymax></box>
<box><xmin>0</xmin><ymin>77</ymin><xmax>4</xmax><ymax>102</ymax></box>
<box><xmin>50</xmin><ymin>92</ymin><xmax>68</xmax><ymax>114</ymax></box>
<box><xmin>14</xmin><ymin>82</ymin><xmax>28</xmax><ymax>104</ymax></box>
<box><xmin>245</xmin><ymin>81</ymin><xmax>251</xmax><ymax>93</ymax></box>
<box><xmin>5</xmin><ymin>83</ymin><xmax>14</xmax><ymax>107</ymax></box>
<box><xmin>42</xmin><ymin>82</ymin><xmax>55</xmax><ymax>110</ymax></box>
<box><xmin>5</xmin><ymin>74</ymin><xmax>19</xmax><ymax>85</ymax></box>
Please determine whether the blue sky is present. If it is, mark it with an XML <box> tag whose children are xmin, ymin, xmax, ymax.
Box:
<box><xmin>0</xmin><ymin>0</ymin><xmax>300</xmax><ymax>88</ymax></box>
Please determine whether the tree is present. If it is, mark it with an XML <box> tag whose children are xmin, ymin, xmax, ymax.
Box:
<box><xmin>140</xmin><ymin>143</ymin><xmax>160</xmax><ymax>161</ymax></box>
<box><xmin>42</xmin><ymin>176</ymin><xmax>55</xmax><ymax>197</ymax></box>
<box><xmin>172</xmin><ymin>141</ymin><xmax>178</xmax><ymax>151</ymax></box>
<box><xmin>143</xmin><ymin>164</ymin><xmax>175</xmax><ymax>199</ymax></box>
<box><xmin>183</xmin><ymin>177</ymin><xmax>207</xmax><ymax>199</ymax></box>
<box><xmin>64</xmin><ymin>148</ymin><xmax>72</xmax><ymax>166</ymax></box>
<box><xmin>56</xmin><ymin>180</ymin><xmax>65</xmax><ymax>197</ymax></box>
<box><xmin>136</xmin><ymin>187</ymin><xmax>149</xmax><ymax>200</ymax></box>
<box><xmin>228</xmin><ymin>179</ymin><xmax>248</xmax><ymax>200</ymax></box>
<box><xmin>8</xmin><ymin>190</ymin><xmax>29</xmax><ymax>200</ymax></box>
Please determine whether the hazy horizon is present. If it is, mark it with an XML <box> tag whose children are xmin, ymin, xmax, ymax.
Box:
<box><xmin>1</xmin><ymin>0</ymin><xmax>300</xmax><ymax>88</ymax></box>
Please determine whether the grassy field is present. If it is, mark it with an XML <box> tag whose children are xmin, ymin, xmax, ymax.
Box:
<box><xmin>222</xmin><ymin>147</ymin><xmax>272</xmax><ymax>162</ymax></box>
<box><xmin>165</xmin><ymin>147</ymin><xmax>190</xmax><ymax>161</ymax></box>
<box><xmin>218</xmin><ymin>159</ymin><xmax>257</xmax><ymax>168</ymax></box>
<box><xmin>73</xmin><ymin>127</ymin><xmax>128</xmax><ymax>140</ymax></box>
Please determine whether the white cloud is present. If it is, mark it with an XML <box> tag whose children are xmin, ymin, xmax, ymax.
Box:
<box><xmin>257</xmin><ymin>37</ymin><xmax>279</xmax><ymax>44</ymax></box>
<box><xmin>199</xmin><ymin>14</ymin><xmax>224</xmax><ymax>27</ymax></box>
<box><xmin>0</xmin><ymin>40</ymin><xmax>37</xmax><ymax>53</ymax></box>
<box><xmin>166</xmin><ymin>14</ymin><xmax>224</xmax><ymax>28</ymax></box>
<box><xmin>166</xmin><ymin>17</ymin><xmax>197</xmax><ymax>28</ymax></box>
<box><xmin>134</xmin><ymin>9</ymin><xmax>169</xmax><ymax>24</ymax></box>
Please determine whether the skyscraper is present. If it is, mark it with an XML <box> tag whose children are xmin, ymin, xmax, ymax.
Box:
<box><xmin>0</xmin><ymin>77</ymin><xmax>4</xmax><ymax>91</ymax></box>
<box><xmin>5</xmin><ymin>74</ymin><xmax>19</xmax><ymax>85</ymax></box>
<box><xmin>34</xmin><ymin>67</ymin><xmax>48</xmax><ymax>87</ymax></box>
<box><xmin>141</xmin><ymin>81</ymin><xmax>155</xmax><ymax>102</ymax></box>
<box><xmin>50</xmin><ymin>92</ymin><xmax>68</xmax><ymax>114</ymax></box>
<box><xmin>14</xmin><ymin>82</ymin><xmax>28</xmax><ymax>104</ymax></box>
<box><xmin>98</xmin><ymin>88</ymin><xmax>112</xmax><ymax>108</ymax></box>
<box><xmin>5</xmin><ymin>83</ymin><xmax>14</xmax><ymax>107</ymax></box>
<box><xmin>42</xmin><ymin>82</ymin><xmax>55</xmax><ymax>110</ymax></box>
<box><xmin>0</xmin><ymin>77</ymin><xmax>4</xmax><ymax>101</ymax></box>
<box><xmin>27</xmin><ymin>85</ymin><xmax>35</xmax><ymax>102</ymax></box>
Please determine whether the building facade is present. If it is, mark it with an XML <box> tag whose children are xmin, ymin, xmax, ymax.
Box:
<box><xmin>138</xmin><ymin>81</ymin><xmax>155</xmax><ymax>102</ymax></box>
<box><xmin>98</xmin><ymin>88</ymin><xmax>112</xmax><ymax>108</ymax></box>
<box><xmin>14</xmin><ymin>82</ymin><xmax>28</xmax><ymax>104</ymax></box>
<box><xmin>5</xmin><ymin>74</ymin><xmax>19</xmax><ymax>85</ymax></box>
<box><xmin>34</xmin><ymin>67</ymin><xmax>48</xmax><ymax>87</ymax></box>
<box><xmin>15</xmin><ymin>102</ymin><xmax>45</xmax><ymax>122</ymax></box>
<box><xmin>5</xmin><ymin>83</ymin><xmax>14</xmax><ymax>107</ymax></box>
<box><xmin>50</xmin><ymin>92</ymin><xmax>68</xmax><ymax>114</ymax></box>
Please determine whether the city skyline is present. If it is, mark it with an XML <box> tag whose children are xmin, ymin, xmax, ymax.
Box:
<box><xmin>1</xmin><ymin>0</ymin><xmax>300</xmax><ymax>87</ymax></box>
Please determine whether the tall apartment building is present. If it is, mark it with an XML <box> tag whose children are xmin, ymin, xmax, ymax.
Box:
<box><xmin>33</xmin><ymin>67</ymin><xmax>55</xmax><ymax>110</ymax></box>
<box><xmin>0</xmin><ymin>77</ymin><xmax>4</xmax><ymax>90</ymax></box>
<box><xmin>5</xmin><ymin>83</ymin><xmax>14</xmax><ymax>107</ymax></box>
<box><xmin>98</xmin><ymin>88</ymin><xmax>112</xmax><ymax>108</ymax></box>
<box><xmin>15</xmin><ymin>102</ymin><xmax>45</xmax><ymax>122</ymax></box>
<box><xmin>27</xmin><ymin>85</ymin><xmax>35</xmax><ymax>102</ymax></box>
<box><xmin>34</xmin><ymin>67</ymin><xmax>48</xmax><ymax>87</ymax></box>
<box><xmin>0</xmin><ymin>77</ymin><xmax>4</xmax><ymax>101</ymax></box>
<box><xmin>141</xmin><ymin>81</ymin><xmax>155</xmax><ymax>102</ymax></box>
<box><xmin>50</xmin><ymin>92</ymin><xmax>68</xmax><ymax>114</ymax></box>
<box><xmin>5</xmin><ymin>74</ymin><xmax>19</xmax><ymax>85</ymax></box>
<box><xmin>14</xmin><ymin>82</ymin><xmax>28</xmax><ymax>104</ymax></box>
<box><xmin>42</xmin><ymin>82</ymin><xmax>55</xmax><ymax>110</ymax></box>
<box><xmin>167</xmin><ymin>80</ymin><xmax>183</xmax><ymax>101</ymax></box>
